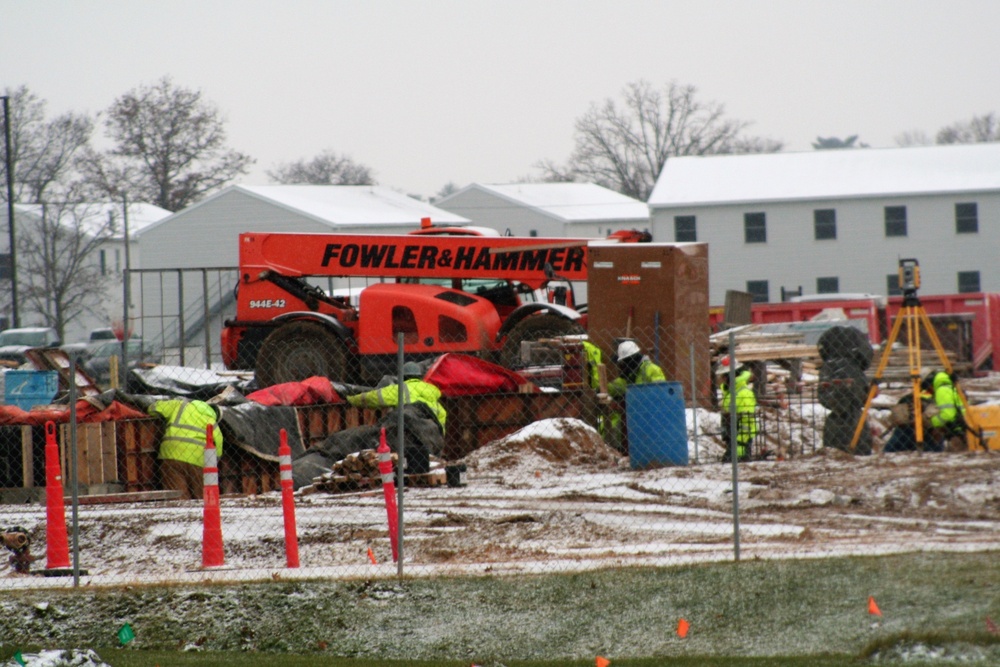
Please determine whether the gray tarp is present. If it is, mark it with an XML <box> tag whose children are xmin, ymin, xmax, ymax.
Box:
<box><xmin>291</xmin><ymin>403</ymin><xmax>444</xmax><ymax>489</ymax></box>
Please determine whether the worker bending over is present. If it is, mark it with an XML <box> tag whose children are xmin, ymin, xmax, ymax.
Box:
<box><xmin>928</xmin><ymin>370</ymin><xmax>968</xmax><ymax>451</ymax></box>
<box><xmin>148</xmin><ymin>399</ymin><xmax>223</xmax><ymax>500</ymax></box>
<box><xmin>347</xmin><ymin>361</ymin><xmax>447</xmax><ymax>434</ymax></box>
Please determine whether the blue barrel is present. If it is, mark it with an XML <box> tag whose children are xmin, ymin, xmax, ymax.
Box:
<box><xmin>3</xmin><ymin>370</ymin><xmax>59</xmax><ymax>411</ymax></box>
<box><xmin>626</xmin><ymin>381</ymin><xmax>688</xmax><ymax>469</ymax></box>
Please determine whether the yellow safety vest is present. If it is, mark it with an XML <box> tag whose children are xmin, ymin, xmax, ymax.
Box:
<box><xmin>149</xmin><ymin>399</ymin><xmax>223</xmax><ymax>466</ymax></box>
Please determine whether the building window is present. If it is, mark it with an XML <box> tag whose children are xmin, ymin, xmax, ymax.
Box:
<box><xmin>814</xmin><ymin>209</ymin><xmax>836</xmax><ymax>240</ymax></box>
<box><xmin>817</xmin><ymin>277</ymin><xmax>839</xmax><ymax>294</ymax></box>
<box><xmin>958</xmin><ymin>271</ymin><xmax>981</xmax><ymax>293</ymax></box>
<box><xmin>744</xmin><ymin>212</ymin><xmax>766</xmax><ymax>243</ymax></box>
<box><xmin>884</xmin><ymin>206</ymin><xmax>907</xmax><ymax>237</ymax></box>
<box><xmin>674</xmin><ymin>215</ymin><xmax>697</xmax><ymax>242</ymax></box>
<box><xmin>99</xmin><ymin>250</ymin><xmax>107</xmax><ymax>276</ymax></box>
<box><xmin>956</xmin><ymin>202</ymin><xmax>978</xmax><ymax>234</ymax></box>
<box><xmin>529</xmin><ymin>229</ymin><xmax>538</xmax><ymax>237</ymax></box>
<box><xmin>746</xmin><ymin>280</ymin><xmax>769</xmax><ymax>303</ymax></box>
<box><xmin>887</xmin><ymin>273</ymin><xmax>902</xmax><ymax>296</ymax></box>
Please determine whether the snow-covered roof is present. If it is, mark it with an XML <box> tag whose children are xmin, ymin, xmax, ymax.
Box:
<box><xmin>648</xmin><ymin>143</ymin><xmax>1000</xmax><ymax>207</ymax></box>
<box><xmin>11</xmin><ymin>202</ymin><xmax>170</xmax><ymax>239</ymax></box>
<box><xmin>237</xmin><ymin>184</ymin><xmax>469</xmax><ymax>226</ymax></box>
<box><xmin>447</xmin><ymin>182</ymin><xmax>650</xmax><ymax>223</ymax></box>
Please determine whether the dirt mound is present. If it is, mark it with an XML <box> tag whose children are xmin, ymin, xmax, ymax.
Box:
<box><xmin>462</xmin><ymin>418</ymin><xmax>622</xmax><ymax>473</ymax></box>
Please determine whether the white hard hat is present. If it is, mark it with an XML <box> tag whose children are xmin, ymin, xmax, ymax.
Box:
<box><xmin>715</xmin><ymin>357</ymin><xmax>737</xmax><ymax>375</ymax></box>
<box><xmin>617</xmin><ymin>340</ymin><xmax>641</xmax><ymax>361</ymax></box>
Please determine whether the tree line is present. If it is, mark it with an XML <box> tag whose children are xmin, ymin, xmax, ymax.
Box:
<box><xmin>0</xmin><ymin>76</ymin><xmax>997</xmax><ymax>336</ymax></box>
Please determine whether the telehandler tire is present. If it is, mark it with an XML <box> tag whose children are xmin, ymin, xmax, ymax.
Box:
<box><xmin>255</xmin><ymin>320</ymin><xmax>348</xmax><ymax>388</ymax></box>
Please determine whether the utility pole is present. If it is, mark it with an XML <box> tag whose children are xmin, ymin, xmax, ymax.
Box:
<box><xmin>2</xmin><ymin>95</ymin><xmax>18</xmax><ymax>328</ymax></box>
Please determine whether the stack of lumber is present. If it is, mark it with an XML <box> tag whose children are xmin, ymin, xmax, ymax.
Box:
<box><xmin>302</xmin><ymin>449</ymin><xmax>447</xmax><ymax>495</ymax></box>
<box><xmin>710</xmin><ymin>326</ymin><xmax>818</xmax><ymax>362</ymax></box>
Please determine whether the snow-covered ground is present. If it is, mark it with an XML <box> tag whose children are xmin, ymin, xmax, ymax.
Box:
<box><xmin>2</xmin><ymin>404</ymin><xmax>997</xmax><ymax>591</ymax></box>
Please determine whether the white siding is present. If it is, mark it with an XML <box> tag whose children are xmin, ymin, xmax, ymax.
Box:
<box><xmin>435</xmin><ymin>188</ymin><xmax>565</xmax><ymax>237</ymax></box>
<box><xmin>652</xmin><ymin>192</ymin><xmax>1000</xmax><ymax>305</ymax></box>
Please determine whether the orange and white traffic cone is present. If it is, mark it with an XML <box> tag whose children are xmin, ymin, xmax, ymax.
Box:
<box><xmin>278</xmin><ymin>429</ymin><xmax>299</xmax><ymax>568</ymax></box>
<box><xmin>201</xmin><ymin>423</ymin><xmax>225</xmax><ymax>568</ymax></box>
<box><xmin>43</xmin><ymin>421</ymin><xmax>70</xmax><ymax>570</ymax></box>
<box><xmin>378</xmin><ymin>428</ymin><xmax>399</xmax><ymax>562</ymax></box>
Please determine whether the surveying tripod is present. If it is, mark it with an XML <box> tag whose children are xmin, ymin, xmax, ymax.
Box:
<box><xmin>849</xmin><ymin>258</ymin><xmax>980</xmax><ymax>452</ymax></box>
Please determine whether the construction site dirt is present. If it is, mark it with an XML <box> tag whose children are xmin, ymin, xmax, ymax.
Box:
<box><xmin>1</xmin><ymin>408</ymin><xmax>997</xmax><ymax>589</ymax></box>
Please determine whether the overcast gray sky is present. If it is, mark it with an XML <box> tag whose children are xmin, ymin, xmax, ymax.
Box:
<box><xmin>3</xmin><ymin>0</ymin><xmax>999</xmax><ymax>200</ymax></box>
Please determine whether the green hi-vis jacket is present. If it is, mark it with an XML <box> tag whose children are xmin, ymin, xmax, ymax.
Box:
<box><xmin>929</xmin><ymin>371</ymin><xmax>966</xmax><ymax>430</ymax></box>
<box><xmin>608</xmin><ymin>359</ymin><xmax>666</xmax><ymax>399</ymax></box>
<box><xmin>347</xmin><ymin>379</ymin><xmax>447</xmax><ymax>433</ymax></box>
<box><xmin>148</xmin><ymin>399</ymin><xmax>222</xmax><ymax>466</ymax></box>
<box><xmin>721</xmin><ymin>370</ymin><xmax>757</xmax><ymax>444</ymax></box>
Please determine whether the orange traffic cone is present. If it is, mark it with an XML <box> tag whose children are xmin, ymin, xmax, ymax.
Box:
<box><xmin>677</xmin><ymin>618</ymin><xmax>690</xmax><ymax>638</ymax></box>
<box><xmin>868</xmin><ymin>596</ymin><xmax>882</xmax><ymax>617</ymax></box>
<box><xmin>201</xmin><ymin>424</ymin><xmax>225</xmax><ymax>568</ymax></box>
<box><xmin>43</xmin><ymin>421</ymin><xmax>70</xmax><ymax>570</ymax></box>
<box><xmin>595</xmin><ymin>657</ymin><xmax>610</xmax><ymax>667</ymax></box>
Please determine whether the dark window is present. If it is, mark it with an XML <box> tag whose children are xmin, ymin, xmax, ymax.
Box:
<box><xmin>887</xmin><ymin>273</ymin><xmax>902</xmax><ymax>296</ymax></box>
<box><xmin>391</xmin><ymin>306</ymin><xmax>418</xmax><ymax>343</ymax></box>
<box><xmin>744</xmin><ymin>212</ymin><xmax>766</xmax><ymax>243</ymax></box>
<box><xmin>0</xmin><ymin>253</ymin><xmax>10</xmax><ymax>281</ymax></box>
<box><xmin>674</xmin><ymin>215</ymin><xmax>697</xmax><ymax>242</ymax></box>
<box><xmin>99</xmin><ymin>250</ymin><xmax>107</xmax><ymax>276</ymax></box>
<box><xmin>958</xmin><ymin>271</ymin><xmax>981</xmax><ymax>293</ymax></box>
<box><xmin>884</xmin><ymin>206</ymin><xmax>907</xmax><ymax>237</ymax></box>
<box><xmin>529</xmin><ymin>230</ymin><xmax>538</xmax><ymax>237</ymax></box>
<box><xmin>438</xmin><ymin>315</ymin><xmax>467</xmax><ymax>342</ymax></box>
<box><xmin>814</xmin><ymin>209</ymin><xmax>836</xmax><ymax>240</ymax></box>
<box><xmin>817</xmin><ymin>277</ymin><xmax>839</xmax><ymax>294</ymax></box>
<box><xmin>956</xmin><ymin>202</ymin><xmax>978</xmax><ymax>234</ymax></box>
<box><xmin>434</xmin><ymin>291</ymin><xmax>477</xmax><ymax>307</ymax></box>
<box><xmin>746</xmin><ymin>280</ymin><xmax>769</xmax><ymax>303</ymax></box>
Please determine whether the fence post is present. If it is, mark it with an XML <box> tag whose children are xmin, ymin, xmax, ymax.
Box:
<box><xmin>396</xmin><ymin>332</ymin><xmax>405</xmax><ymax>577</ymax></box>
<box><xmin>202</xmin><ymin>269</ymin><xmax>212</xmax><ymax>369</ymax></box>
<box><xmin>728</xmin><ymin>333</ymin><xmax>741</xmax><ymax>562</ymax></box>
<box><xmin>177</xmin><ymin>269</ymin><xmax>186</xmax><ymax>366</ymax></box>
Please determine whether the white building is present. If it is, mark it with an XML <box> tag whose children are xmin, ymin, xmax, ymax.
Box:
<box><xmin>647</xmin><ymin>144</ymin><xmax>1000</xmax><ymax>305</ymax></box>
<box><xmin>435</xmin><ymin>182</ymin><xmax>649</xmax><ymax>239</ymax></box>
<box><xmin>0</xmin><ymin>202</ymin><xmax>170</xmax><ymax>342</ymax></box>
<box><xmin>133</xmin><ymin>184</ymin><xmax>470</xmax><ymax>364</ymax></box>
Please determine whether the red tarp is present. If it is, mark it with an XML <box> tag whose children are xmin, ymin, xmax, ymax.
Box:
<box><xmin>0</xmin><ymin>399</ymin><xmax>148</xmax><ymax>426</ymax></box>
<box><xmin>424</xmin><ymin>353</ymin><xmax>536</xmax><ymax>397</ymax></box>
<box><xmin>246</xmin><ymin>376</ymin><xmax>343</xmax><ymax>406</ymax></box>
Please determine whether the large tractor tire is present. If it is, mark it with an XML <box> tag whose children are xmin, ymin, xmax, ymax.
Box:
<box><xmin>255</xmin><ymin>320</ymin><xmax>349</xmax><ymax>388</ymax></box>
<box><xmin>498</xmin><ymin>314</ymin><xmax>585</xmax><ymax>370</ymax></box>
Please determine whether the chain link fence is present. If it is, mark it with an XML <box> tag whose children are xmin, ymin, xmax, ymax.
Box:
<box><xmin>2</xmin><ymin>294</ymin><xmax>998</xmax><ymax>589</ymax></box>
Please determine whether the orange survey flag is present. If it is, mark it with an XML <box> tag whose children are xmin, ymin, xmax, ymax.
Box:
<box><xmin>868</xmin><ymin>596</ymin><xmax>882</xmax><ymax>616</ymax></box>
<box><xmin>677</xmin><ymin>618</ymin><xmax>690</xmax><ymax>638</ymax></box>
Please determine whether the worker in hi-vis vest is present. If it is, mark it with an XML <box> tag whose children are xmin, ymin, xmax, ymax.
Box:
<box><xmin>347</xmin><ymin>361</ymin><xmax>447</xmax><ymax>434</ymax></box>
<box><xmin>148</xmin><ymin>399</ymin><xmax>223</xmax><ymax>500</ymax></box>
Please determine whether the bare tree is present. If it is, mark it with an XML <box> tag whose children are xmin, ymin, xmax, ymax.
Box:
<box><xmin>268</xmin><ymin>150</ymin><xmax>375</xmax><ymax>185</ymax></box>
<box><xmin>95</xmin><ymin>77</ymin><xmax>253</xmax><ymax>211</ymax></box>
<box><xmin>536</xmin><ymin>80</ymin><xmax>783</xmax><ymax>200</ymax></box>
<box><xmin>17</xmin><ymin>194</ymin><xmax>119</xmax><ymax>339</ymax></box>
<box><xmin>0</xmin><ymin>85</ymin><xmax>94</xmax><ymax>203</ymax></box>
<box><xmin>435</xmin><ymin>181</ymin><xmax>461</xmax><ymax>200</ymax></box>
<box><xmin>812</xmin><ymin>135</ymin><xmax>868</xmax><ymax>149</ymax></box>
<box><xmin>936</xmin><ymin>113</ymin><xmax>1000</xmax><ymax>144</ymax></box>
<box><xmin>894</xmin><ymin>130</ymin><xmax>933</xmax><ymax>147</ymax></box>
